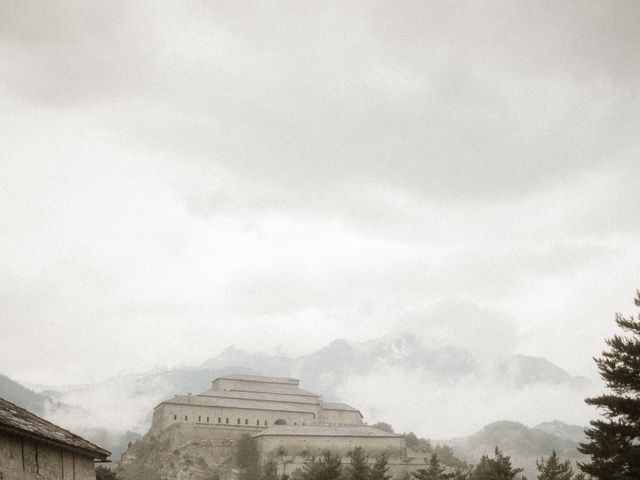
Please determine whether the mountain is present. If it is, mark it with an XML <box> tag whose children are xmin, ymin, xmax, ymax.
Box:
<box><xmin>8</xmin><ymin>333</ymin><xmax>594</xmax><ymax>462</ymax></box>
<box><xmin>448</xmin><ymin>420</ymin><xmax>587</xmax><ymax>478</ymax></box>
<box><xmin>0</xmin><ymin>373</ymin><xmax>55</xmax><ymax>415</ymax></box>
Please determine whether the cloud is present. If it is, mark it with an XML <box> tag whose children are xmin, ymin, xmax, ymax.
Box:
<box><xmin>339</xmin><ymin>364</ymin><xmax>595</xmax><ymax>439</ymax></box>
<box><xmin>0</xmin><ymin>1</ymin><xmax>639</xmax><ymax>387</ymax></box>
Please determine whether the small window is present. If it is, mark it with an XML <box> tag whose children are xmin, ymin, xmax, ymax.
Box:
<box><xmin>294</xmin><ymin>422</ymin><xmax>297</xmax><ymax>425</ymax></box>
<box><xmin>256</xmin><ymin>420</ymin><xmax>260</xmax><ymax>426</ymax></box>
<box><xmin>237</xmin><ymin>418</ymin><xmax>241</xmax><ymax>424</ymax></box>
<box><xmin>218</xmin><ymin>417</ymin><xmax>222</xmax><ymax>423</ymax></box>
<box><xmin>226</xmin><ymin>418</ymin><xmax>229</xmax><ymax>424</ymax></box>
<box><xmin>184</xmin><ymin>416</ymin><xmax>188</xmax><ymax>421</ymax></box>
<box><xmin>174</xmin><ymin>415</ymin><xmax>177</xmax><ymax>420</ymax></box>
<box><xmin>207</xmin><ymin>417</ymin><xmax>210</xmax><ymax>422</ymax></box>
<box><xmin>198</xmin><ymin>416</ymin><xmax>201</xmax><ymax>422</ymax></box>
<box><xmin>264</xmin><ymin>420</ymin><xmax>267</xmax><ymax>426</ymax></box>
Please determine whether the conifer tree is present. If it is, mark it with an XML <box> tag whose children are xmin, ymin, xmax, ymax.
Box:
<box><xmin>411</xmin><ymin>453</ymin><xmax>451</xmax><ymax>480</ymax></box>
<box><xmin>470</xmin><ymin>447</ymin><xmax>523</xmax><ymax>480</ymax></box>
<box><xmin>578</xmin><ymin>292</ymin><xmax>640</xmax><ymax>479</ymax></box>
<box><xmin>348</xmin><ymin>447</ymin><xmax>370</xmax><ymax>480</ymax></box>
<box><xmin>302</xmin><ymin>451</ymin><xmax>342</xmax><ymax>480</ymax></box>
<box><xmin>261</xmin><ymin>461</ymin><xmax>279</xmax><ymax>480</ymax></box>
<box><xmin>370</xmin><ymin>453</ymin><xmax>392</xmax><ymax>480</ymax></box>
<box><xmin>535</xmin><ymin>450</ymin><xmax>573</xmax><ymax>480</ymax></box>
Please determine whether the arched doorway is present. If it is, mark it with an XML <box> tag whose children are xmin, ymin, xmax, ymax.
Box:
<box><xmin>274</xmin><ymin>419</ymin><xmax>287</xmax><ymax>425</ymax></box>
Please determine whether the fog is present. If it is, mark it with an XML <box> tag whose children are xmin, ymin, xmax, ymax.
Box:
<box><xmin>1</xmin><ymin>1</ymin><xmax>639</xmax><ymax>432</ymax></box>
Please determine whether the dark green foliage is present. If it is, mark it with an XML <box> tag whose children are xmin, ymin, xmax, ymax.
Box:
<box><xmin>302</xmin><ymin>451</ymin><xmax>342</xmax><ymax>480</ymax></box>
<box><xmin>236</xmin><ymin>434</ymin><xmax>260</xmax><ymax>480</ymax></box>
<box><xmin>535</xmin><ymin>450</ymin><xmax>573</xmax><ymax>480</ymax></box>
<box><xmin>450</xmin><ymin>468</ymin><xmax>468</xmax><ymax>480</ymax></box>
<box><xmin>404</xmin><ymin>432</ymin><xmax>467</xmax><ymax>470</ymax></box>
<box><xmin>470</xmin><ymin>447</ymin><xmax>523</xmax><ymax>480</ymax></box>
<box><xmin>262</xmin><ymin>461</ymin><xmax>279</xmax><ymax>480</ymax></box>
<box><xmin>433</xmin><ymin>445</ymin><xmax>467</xmax><ymax>470</ymax></box>
<box><xmin>370</xmin><ymin>453</ymin><xmax>392</xmax><ymax>480</ymax></box>
<box><xmin>411</xmin><ymin>453</ymin><xmax>451</xmax><ymax>480</ymax></box>
<box><xmin>96</xmin><ymin>466</ymin><xmax>119</xmax><ymax>480</ymax></box>
<box><xmin>348</xmin><ymin>447</ymin><xmax>370</xmax><ymax>480</ymax></box>
<box><xmin>372</xmin><ymin>422</ymin><xmax>395</xmax><ymax>434</ymax></box>
<box><xmin>405</xmin><ymin>432</ymin><xmax>433</xmax><ymax>453</ymax></box>
<box><xmin>236</xmin><ymin>434</ymin><xmax>260</xmax><ymax>468</ymax></box>
<box><xmin>578</xmin><ymin>292</ymin><xmax>640</xmax><ymax>480</ymax></box>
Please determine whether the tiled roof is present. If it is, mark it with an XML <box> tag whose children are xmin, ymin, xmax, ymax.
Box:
<box><xmin>253</xmin><ymin>425</ymin><xmax>402</xmax><ymax>438</ymax></box>
<box><xmin>166</xmin><ymin>394</ymin><xmax>317</xmax><ymax>413</ymax></box>
<box><xmin>199</xmin><ymin>390</ymin><xmax>320</xmax><ymax>404</ymax></box>
<box><xmin>219</xmin><ymin>374</ymin><xmax>300</xmax><ymax>385</ymax></box>
<box><xmin>321</xmin><ymin>402</ymin><xmax>359</xmax><ymax>412</ymax></box>
<box><xmin>0</xmin><ymin>397</ymin><xmax>110</xmax><ymax>460</ymax></box>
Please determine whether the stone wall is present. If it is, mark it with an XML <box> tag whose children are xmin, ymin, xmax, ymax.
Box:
<box><xmin>151</xmin><ymin>403</ymin><xmax>317</xmax><ymax>435</ymax></box>
<box><xmin>255</xmin><ymin>434</ymin><xmax>406</xmax><ymax>463</ymax></box>
<box><xmin>0</xmin><ymin>431</ymin><xmax>97</xmax><ymax>480</ymax></box>
<box><xmin>212</xmin><ymin>378</ymin><xmax>301</xmax><ymax>395</ymax></box>
<box><xmin>320</xmin><ymin>409</ymin><xmax>362</xmax><ymax>426</ymax></box>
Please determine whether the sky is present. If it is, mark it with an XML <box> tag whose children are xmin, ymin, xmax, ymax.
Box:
<box><xmin>1</xmin><ymin>0</ymin><xmax>640</xmax><ymax>387</ymax></box>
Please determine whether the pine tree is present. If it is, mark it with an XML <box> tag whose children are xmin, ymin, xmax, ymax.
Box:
<box><xmin>262</xmin><ymin>461</ymin><xmax>279</xmax><ymax>480</ymax></box>
<box><xmin>411</xmin><ymin>453</ymin><xmax>451</xmax><ymax>480</ymax></box>
<box><xmin>578</xmin><ymin>292</ymin><xmax>640</xmax><ymax>479</ymax></box>
<box><xmin>348</xmin><ymin>447</ymin><xmax>370</xmax><ymax>480</ymax></box>
<box><xmin>470</xmin><ymin>447</ymin><xmax>523</xmax><ymax>480</ymax></box>
<box><xmin>535</xmin><ymin>450</ymin><xmax>573</xmax><ymax>480</ymax></box>
<box><xmin>370</xmin><ymin>453</ymin><xmax>392</xmax><ymax>480</ymax></box>
<box><xmin>302</xmin><ymin>451</ymin><xmax>342</xmax><ymax>480</ymax></box>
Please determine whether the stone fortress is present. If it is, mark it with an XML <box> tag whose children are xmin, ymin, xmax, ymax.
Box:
<box><xmin>147</xmin><ymin>374</ymin><xmax>427</xmax><ymax>477</ymax></box>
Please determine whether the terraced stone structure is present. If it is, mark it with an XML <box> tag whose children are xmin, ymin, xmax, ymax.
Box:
<box><xmin>151</xmin><ymin>374</ymin><xmax>364</xmax><ymax>434</ymax></box>
<box><xmin>150</xmin><ymin>374</ymin><xmax>407</xmax><ymax>471</ymax></box>
<box><xmin>0</xmin><ymin>397</ymin><xmax>110</xmax><ymax>480</ymax></box>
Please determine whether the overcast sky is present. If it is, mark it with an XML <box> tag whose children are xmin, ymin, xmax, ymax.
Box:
<box><xmin>1</xmin><ymin>1</ymin><xmax>639</xmax><ymax>387</ymax></box>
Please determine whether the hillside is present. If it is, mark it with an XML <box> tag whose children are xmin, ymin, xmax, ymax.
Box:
<box><xmin>448</xmin><ymin>420</ymin><xmax>587</xmax><ymax>478</ymax></box>
<box><xmin>0</xmin><ymin>373</ymin><xmax>56</xmax><ymax>415</ymax></box>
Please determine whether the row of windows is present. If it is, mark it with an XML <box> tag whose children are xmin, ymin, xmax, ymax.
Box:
<box><xmin>171</xmin><ymin>415</ymin><xmax>305</xmax><ymax>426</ymax></box>
<box><xmin>173</xmin><ymin>415</ymin><xmax>270</xmax><ymax>426</ymax></box>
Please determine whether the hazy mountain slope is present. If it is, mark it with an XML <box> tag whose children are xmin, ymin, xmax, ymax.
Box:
<box><xmin>14</xmin><ymin>332</ymin><xmax>594</xmax><ymax>461</ymax></box>
<box><xmin>449</xmin><ymin>420</ymin><xmax>587</xmax><ymax>478</ymax></box>
<box><xmin>0</xmin><ymin>373</ymin><xmax>54</xmax><ymax>415</ymax></box>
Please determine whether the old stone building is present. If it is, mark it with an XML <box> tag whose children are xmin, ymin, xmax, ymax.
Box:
<box><xmin>0</xmin><ymin>397</ymin><xmax>110</xmax><ymax>480</ymax></box>
<box><xmin>151</xmin><ymin>374</ymin><xmax>364</xmax><ymax>434</ymax></box>
<box><xmin>118</xmin><ymin>374</ymin><xmax>438</xmax><ymax>479</ymax></box>
<box><xmin>148</xmin><ymin>374</ymin><xmax>425</xmax><ymax>477</ymax></box>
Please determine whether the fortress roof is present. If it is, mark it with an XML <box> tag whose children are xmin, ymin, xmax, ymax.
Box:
<box><xmin>199</xmin><ymin>390</ymin><xmax>320</xmax><ymax>404</ymax></box>
<box><xmin>219</xmin><ymin>374</ymin><xmax>300</xmax><ymax>385</ymax></box>
<box><xmin>165</xmin><ymin>394</ymin><xmax>317</xmax><ymax>414</ymax></box>
<box><xmin>0</xmin><ymin>397</ymin><xmax>110</xmax><ymax>461</ymax></box>
<box><xmin>321</xmin><ymin>402</ymin><xmax>360</xmax><ymax>412</ymax></box>
<box><xmin>253</xmin><ymin>425</ymin><xmax>402</xmax><ymax>438</ymax></box>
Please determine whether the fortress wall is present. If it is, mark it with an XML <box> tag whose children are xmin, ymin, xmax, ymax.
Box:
<box><xmin>199</xmin><ymin>391</ymin><xmax>320</xmax><ymax>405</ymax></box>
<box><xmin>212</xmin><ymin>379</ymin><xmax>302</xmax><ymax>395</ymax></box>
<box><xmin>320</xmin><ymin>410</ymin><xmax>362</xmax><ymax>426</ymax></box>
<box><xmin>163</xmin><ymin>423</ymin><xmax>261</xmax><ymax>447</ymax></box>
<box><xmin>170</xmin><ymin>394</ymin><xmax>320</xmax><ymax>414</ymax></box>
<box><xmin>0</xmin><ymin>431</ymin><xmax>97</xmax><ymax>480</ymax></box>
<box><xmin>255</xmin><ymin>434</ymin><xmax>406</xmax><ymax>462</ymax></box>
<box><xmin>152</xmin><ymin>403</ymin><xmax>317</xmax><ymax>435</ymax></box>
